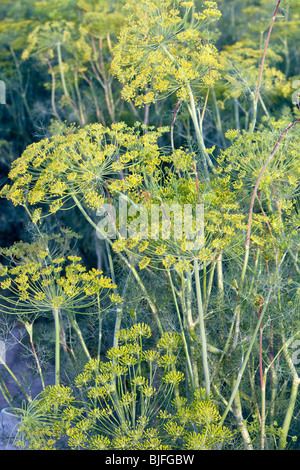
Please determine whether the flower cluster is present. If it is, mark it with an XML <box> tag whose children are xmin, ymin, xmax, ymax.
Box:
<box><xmin>16</xmin><ymin>323</ymin><xmax>231</xmax><ymax>450</ymax></box>
<box><xmin>216</xmin><ymin>118</ymin><xmax>300</xmax><ymax>252</ymax></box>
<box><xmin>0</xmin><ymin>239</ymin><xmax>117</xmax><ymax>315</ymax></box>
<box><xmin>111</xmin><ymin>0</ymin><xmax>222</xmax><ymax>106</ymax></box>
<box><xmin>220</xmin><ymin>41</ymin><xmax>292</xmax><ymax>101</ymax></box>
<box><xmin>111</xmin><ymin>152</ymin><xmax>247</xmax><ymax>271</ymax></box>
<box><xmin>0</xmin><ymin>122</ymin><xmax>169</xmax><ymax>214</ymax></box>
<box><xmin>160</xmin><ymin>388</ymin><xmax>232</xmax><ymax>449</ymax></box>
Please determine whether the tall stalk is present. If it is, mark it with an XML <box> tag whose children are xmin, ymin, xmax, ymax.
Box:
<box><xmin>250</xmin><ymin>0</ymin><xmax>283</xmax><ymax>132</ymax></box>
<box><xmin>278</xmin><ymin>323</ymin><xmax>300</xmax><ymax>449</ymax></box>
<box><xmin>167</xmin><ymin>269</ymin><xmax>195</xmax><ymax>390</ymax></box>
<box><xmin>66</xmin><ymin>310</ymin><xmax>91</xmax><ymax>361</ymax></box>
<box><xmin>216</xmin><ymin>253</ymin><xmax>224</xmax><ymax>300</ymax></box>
<box><xmin>24</xmin><ymin>322</ymin><xmax>45</xmax><ymax>390</ymax></box>
<box><xmin>43</xmin><ymin>54</ymin><xmax>60</xmax><ymax>121</ymax></box>
<box><xmin>219</xmin><ymin>287</ymin><xmax>273</xmax><ymax>426</ymax></box>
<box><xmin>203</xmin><ymin>258</ymin><xmax>217</xmax><ymax>315</ymax></box>
<box><xmin>113</xmin><ymin>270</ymin><xmax>132</xmax><ymax>348</ymax></box>
<box><xmin>194</xmin><ymin>258</ymin><xmax>210</xmax><ymax>396</ymax></box>
<box><xmin>261</xmin><ymin>369</ymin><xmax>267</xmax><ymax>450</ymax></box>
<box><xmin>241</xmin><ymin>118</ymin><xmax>300</xmax><ymax>287</ymax></box>
<box><xmin>233</xmin><ymin>390</ymin><xmax>253</xmax><ymax>450</ymax></box>
<box><xmin>162</xmin><ymin>45</ymin><xmax>213</xmax><ymax>177</ymax></box>
<box><xmin>57</xmin><ymin>42</ymin><xmax>70</xmax><ymax>99</ymax></box>
<box><xmin>53</xmin><ymin>307</ymin><xmax>61</xmax><ymax>386</ymax></box>
<box><xmin>0</xmin><ymin>355</ymin><xmax>32</xmax><ymax>403</ymax></box>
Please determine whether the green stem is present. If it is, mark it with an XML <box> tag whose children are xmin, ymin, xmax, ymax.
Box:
<box><xmin>97</xmin><ymin>295</ymin><xmax>102</xmax><ymax>362</ymax></box>
<box><xmin>187</xmin><ymin>98</ymin><xmax>210</xmax><ymax>177</ymax></box>
<box><xmin>105</xmin><ymin>239</ymin><xmax>116</xmax><ymax>284</ymax></box>
<box><xmin>30</xmin><ymin>338</ymin><xmax>45</xmax><ymax>390</ymax></box>
<box><xmin>113</xmin><ymin>270</ymin><xmax>132</xmax><ymax>348</ymax></box>
<box><xmin>210</xmin><ymin>304</ymin><xmax>240</xmax><ymax>384</ymax></box>
<box><xmin>0</xmin><ymin>375</ymin><xmax>13</xmax><ymax>406</ymax></box>
<box><xmin>162</xmin><ymin>45</ymin><xmax>212</xmax><ymax>176</ymax></box>
<box><xmin>234</xmin><ymin>98</ymin><xmax>240</xmax><ymax>131</ymax></box>
<box><xmin>74</xmin><ymin>69</ymin><xmax>86</xmax><ymax>126</ymax></box>
<box><xmin>261</xmin><ymin>370</ymin><xmax>267</xmax><ymax>450</ymax></box>
<box><xmin>233</xmin><ymin>389</ymin><xmax>253</xmax><ymax>450</ymax></box>
<box><xmin>0</xmin><ymin>355</ymin><xmax>31</xmax><ymax>402</ymax></box>
<box><xmin>242</xmin><ymin>118</ymin><xmax>300</xmax><ymax>288</ymax></box>
<box><xmin>258</xmin><ymin>93</ymin><xmax>270</xmax><ymax>118</ymax></box>
<box><xmin>24</xmin><ymin>321</ymin><xmax>45</xmax><ymax>390</ymax></box>
<box><xmin>216</xmin><ymin>253</ymin><xmax>224</xmax><ymax>300</ymax></box>
<box><xmin>194</xmin><ymin>258</ymin><xmax>210</xmax><ymax>396</ymax></box>
<box><xmin>53</xmin><ymin>307</ymin><xmax>60</xmax><ymax>386</ymax></box>
<box><xmin>43</xmin><ymin>55</ymin><xmax>61</xmax><ymax>121</ymax></box>
<box><xmin>167</xmin><ymin>269</ymin><xmax>195</xmax><ymax>390</ymax></box>
<box><xmin>9</xmin><ymin>45</ymin><xmax>34</xmax><ymax>125</ymax></box>
<box><xmin>66</xmin><ymin>310</ymin><xmax>92</xmax><ymax>361</ymax></box>
<box><xmin>57</xmin><ymin>42</ymin><xmax>69</xmax><ymax>98</ymax></box>
<box><xmin>219</xmin><ymin>287</ymin><xmax>273</xmax><ymax>426</ymax></box>
<box><xmin>250</xmin><ymin>0</ymin><xmax>282</xmax><ymax>132</ymax></box>
<box><xmin>211</xmin><ymin>87</ymin><xmax>226</xmax><ymax>147</ymax></box>
<box><xmin>71</xmin><ymin>192</ymin><xmax>164</xmax><ymax>334</ymax></box>
<box><xmin>278</xmin><ymin>321</ymin><xmax>300</xmax><ymax>449</ymax></box>
<box><xmin>279</xmin><ymin>377</ymin><xmax>300</xmax><ymax>450</ymax></box>
<box><xmin>203</xmin><ymin>259</ymin><xmax>217</xmax><ymax>315</ymax></box>
<box><xmin>279</xmin><ymin>375</ymin><xmax>299</xmax><ymax>450</ymax></box>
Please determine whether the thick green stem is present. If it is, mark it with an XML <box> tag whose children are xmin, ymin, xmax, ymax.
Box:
<box><xmin>279</xmin><ymin>374</ymin><xmax>299</xmax><ymax>449</ymax></box>
<box><xmin>216</xmin><ymin>253</ymin><xmax>224</xmax><ymax>300</ymax></box>
<box><xmin>261</xmin><ymin>370</ymin><xmax>267</xmax><ymax>450</ymax></box>
<box><xmin>233</xmin><ymin>390</ymin><xmax>253</xmax><ymax>450</ymax></box>
<box><xmin>194</xmin><ymin>258</ymin><xmax>210</xmax><ymax>396</ymax></box>
<box><xmin>57</xmin><ymin>42</ymin><xmax>69</xmax><ymax>99</ymax></box>
<box><xmin>53</xmin><ymin>307</ymin><xmax>60</xmax><ymax>386</ymax></box>
<box><xmin>278</xmin><ymin>321</ymin><xmax>300</xmax><ymax>449</ymax></box>
<box><xmin>203</xmin><ymin>259</ymin><xmax>217</xmax><ymax>315</ymax></box>
<box><xmin>74</xmin><ymin>69</ymin><xmax>86</xmax><ymax>126</ymax></box>
<box><xmin>44</xmin><ymin>55</ymin><xmax>60</xmax><ymax>121</ymax></box>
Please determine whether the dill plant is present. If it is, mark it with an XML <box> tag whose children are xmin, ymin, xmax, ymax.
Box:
<box><xmin>0</xmin><ymin>0</ymin><xmax>300</xmax><ymax>451</ymax></box>
<box><xmin>0</xmin><ymin>232</ymin><xmax>119</xmax><ymax>388</ymax></box>
<box><xmin>15</xmin><ymin>324</ymin><xmax>232</xmax><ymax>450</ymax></box>
<box><xmin>111</xmin><ymin>0</ymin><xmax>223</xmax><ymax>174</ymax></box>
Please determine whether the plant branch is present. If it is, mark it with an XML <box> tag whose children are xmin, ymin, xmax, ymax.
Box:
<box><xmin>250</xmin><ymin>0</ymin><xmax>282</xmax><ymax>132</ymax></box>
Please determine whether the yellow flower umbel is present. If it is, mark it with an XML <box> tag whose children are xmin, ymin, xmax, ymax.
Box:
<box><xmin>0</xmin><ymin>122</ymin><xmax>169</xmax><ymax>216</ymax></box>
<box><xmin>111</xmin><ymin>0</ymin><xmax>222</xmax><ymax>107</ymax></box>
<box><xmin>0</xmin><ymin>239</ymin><xmax>117</xmax><ymax>316</ymax></box>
